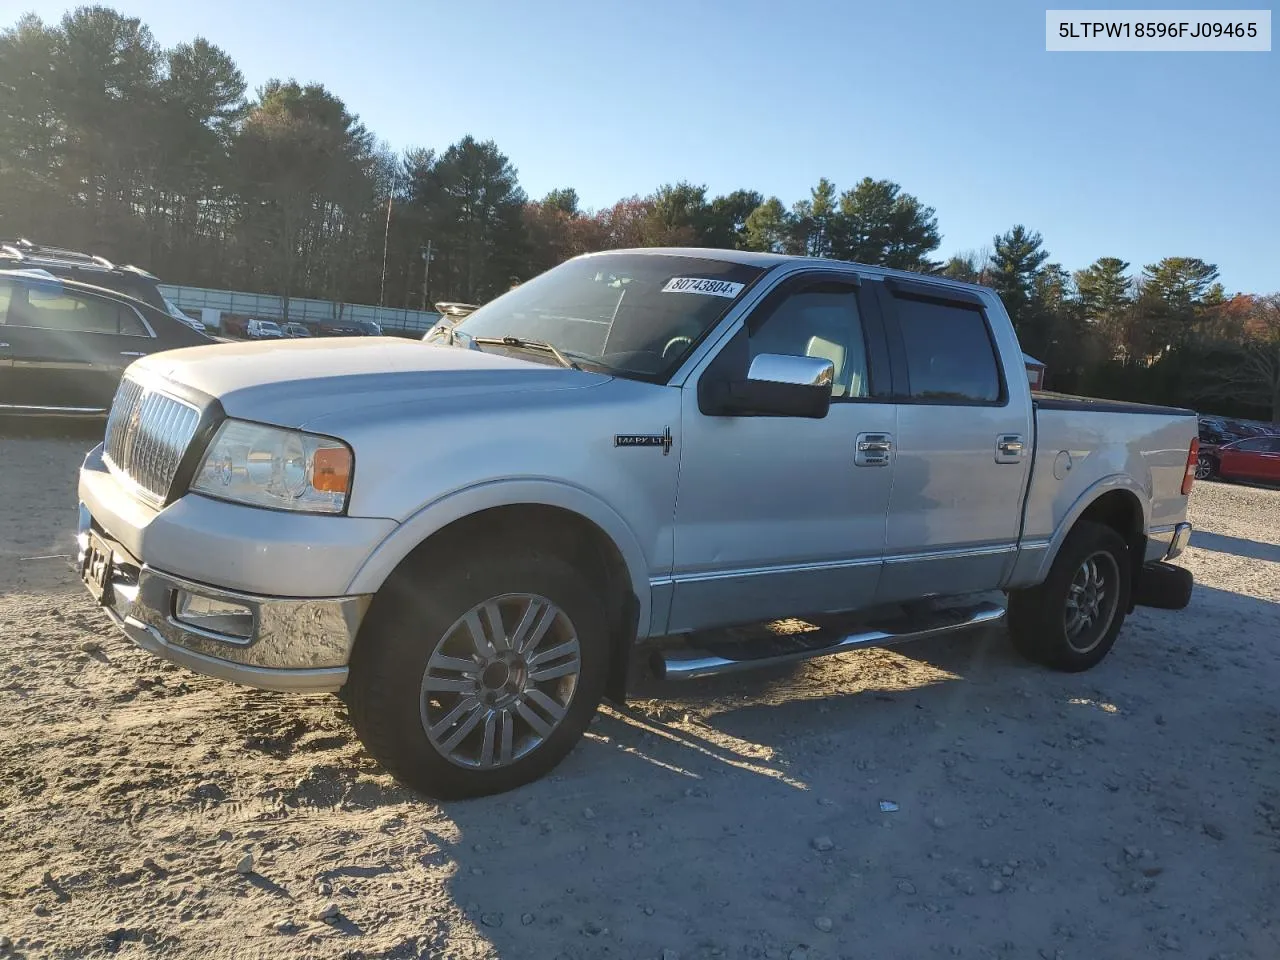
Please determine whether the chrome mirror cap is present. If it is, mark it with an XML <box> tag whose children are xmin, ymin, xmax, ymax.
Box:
<box><xmin>748</xmin><ymin>353</ymin><xmax>835</xmax><ymax>389</ymax></box>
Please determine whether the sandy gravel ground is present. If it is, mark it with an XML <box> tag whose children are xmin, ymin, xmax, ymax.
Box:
<box><xmin>1</xmin><ymin>424</ymin><xmax>1277</xmax><ymax>960</ymax></box>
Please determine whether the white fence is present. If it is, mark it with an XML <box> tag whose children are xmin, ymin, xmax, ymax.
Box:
<box><xmin>158</xmin><ymin>284</ymin><xmax>442</xmax><ymax>334</ymax></box>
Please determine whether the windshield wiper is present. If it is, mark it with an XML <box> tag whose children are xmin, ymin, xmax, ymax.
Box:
<box><xmin>471</xmin><ymin>335</ymin><xmax>581</xmax><ymax>370</ymax></box>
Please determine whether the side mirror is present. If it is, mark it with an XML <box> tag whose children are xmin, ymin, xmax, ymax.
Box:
<box><xmin>705</xmin><ymin>353</ymin><xmax>834</xmax><ymax>419</ymax></box>
<box><xmin>747</xmin><ymin>353</ymin><xmax>834</xmax><ymax>389</ymax></box>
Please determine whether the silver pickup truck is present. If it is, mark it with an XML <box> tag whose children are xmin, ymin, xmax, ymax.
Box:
<box><xmin>76</xmin><ymin>248</ymin><xmax>1199</xmax><ymax>797</ymax></box>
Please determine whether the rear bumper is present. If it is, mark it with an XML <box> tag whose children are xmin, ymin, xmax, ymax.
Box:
<box><xmin>1145</xmin><ymin>522</ymin><xmax>1193</xmax><ymax>563</ymax></box>
<box><xmin>78</xmin><ymin>503</ymin><xmax>368</xmax><ymax>693</ymax></box>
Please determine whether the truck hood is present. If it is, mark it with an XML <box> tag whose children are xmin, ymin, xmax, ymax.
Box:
<box><xmin>132</xmin><ymin>337</ymin><xmax>611</xmax><ymax>427</ymax></box>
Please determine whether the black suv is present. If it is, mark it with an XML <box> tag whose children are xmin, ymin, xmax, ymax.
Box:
<box><xmin>1</xmin><ymin>265</ymin><xmax>212</xmax><ymax>416</ymax></box>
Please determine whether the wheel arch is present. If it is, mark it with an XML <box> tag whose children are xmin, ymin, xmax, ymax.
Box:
<box><xmin>346</xmin><ymin>482</ymin><xmax>650</xmax><ymax>702</ymax></box>
<box><xmin>1037</xmin><ymin>477</ymin><xmax>1149</xmax><ymax>594</ymax></box>
<box><xmin>1196</xmin><ymin>450</ymin><xmax>1220</xmax><ymax>477</ymax></box>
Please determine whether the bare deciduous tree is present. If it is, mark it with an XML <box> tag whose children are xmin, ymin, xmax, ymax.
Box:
<box><xmin>1196</xmin><ymin>295</ymin><xmax>1280</xmax><ymax>422</ymax></box>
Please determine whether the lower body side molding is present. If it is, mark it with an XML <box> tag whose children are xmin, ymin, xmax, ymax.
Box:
<box><xmin>651</xmin><ymin>599</ymin><xmax>1007</xmax><ymax>681</ymax></box>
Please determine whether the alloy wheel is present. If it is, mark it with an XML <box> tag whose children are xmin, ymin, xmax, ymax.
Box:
<box><xmin>1063</xmin><ymin>551</ymin><xmax>1120</xmax><ymax>653</ymax></box>
<box><xmin>420</xmin><ymin>594</ymin><xmax>581</xmax><ymax>769</ymax></box>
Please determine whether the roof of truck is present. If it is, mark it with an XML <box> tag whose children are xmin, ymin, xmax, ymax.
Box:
<box><xmin>585</xmin><ymin>247</ymin><xmax>993</xmax><ymax>298</ymax></box>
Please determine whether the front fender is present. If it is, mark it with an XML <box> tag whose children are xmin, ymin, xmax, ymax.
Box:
<box><xmin>345</xmin><ymin>478</ymin><xmax>655</xmax><ymax>637</ymax></box>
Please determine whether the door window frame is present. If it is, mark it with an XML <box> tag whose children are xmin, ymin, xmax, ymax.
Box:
<box><xmin>693</xmin><ymin>269</ymin><xmax>895</xmax><ymax>409</ymax></box>
<box><xmin>874</xmin><ymin>276</ymin><xmax>1009</xmax><ymax>408</ymax></box>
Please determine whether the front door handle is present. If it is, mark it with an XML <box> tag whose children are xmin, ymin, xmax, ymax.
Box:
<box><xmin>855</xmin><ymin>432</ymin><xmax>893</xmax><ymax>467</ymax></box>
<box><xmin>119</xmin><ymin>351</ymin><xmax>147</xmax><ymax>358</ymax></box>
<box><xmin>996</xmin><ymin>434</ymin><xmax>1026</xmax><ymax>464</ymax></box>
<box><xmin>0</xmin><ymin>342</ymin><xmax>10</xmax><ymax>348</ymax></box>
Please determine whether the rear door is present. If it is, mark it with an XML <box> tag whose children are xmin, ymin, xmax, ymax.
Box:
<box><xmin>0</xmin><ymin>276</ymin><xmax>157</xmax><ymax>412</ymax></box>
<box><xmin>873</xmin><ymin>278</ymin><xmax>1033</xmax><ymax>602</ymax></box>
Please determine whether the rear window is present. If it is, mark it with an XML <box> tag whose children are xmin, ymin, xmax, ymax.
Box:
<box><xmin>893</xmin><ymin>293</ymin><xmax>1003</xmax><ymax>404</ymax></box>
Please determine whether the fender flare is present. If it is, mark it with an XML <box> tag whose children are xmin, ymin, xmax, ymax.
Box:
<box><xmin>345</xmin><ymin>478</ymin><xmax>654</xmax><ymax>635</ymax></box>
<box><xmin>1033</xmin><ymin>474</ymin><xmax>1150</xmax><ymax>582</ymax></box>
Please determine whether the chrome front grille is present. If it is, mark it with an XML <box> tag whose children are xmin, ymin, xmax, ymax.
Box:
<box><xmin>103</xmin><ymin>378</ymin><xmax>201</xmax><ymax>503</ymax></box>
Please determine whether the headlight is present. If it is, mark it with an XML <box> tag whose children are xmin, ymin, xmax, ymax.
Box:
<box><xmin>191</xmin><ymin>420</ymin><xmax>353</xmax><ymax>514</ymax></box>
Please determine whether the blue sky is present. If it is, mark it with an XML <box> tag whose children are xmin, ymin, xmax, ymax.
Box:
<box><xmin>9</xmin><ymin>0</ymin><xmax>1278</xmax><ymax>292</ymax></box>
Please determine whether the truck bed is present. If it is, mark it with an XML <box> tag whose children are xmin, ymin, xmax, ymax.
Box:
<box><xmin>1018</xmin><ymin>392</ymin><xmax>1198</xmax><ymax>583</ymax></box>
<box><xmin>1032</xmin><ymin>390</ymin><xmax>1195</xmax><ymax>418</ymax></box>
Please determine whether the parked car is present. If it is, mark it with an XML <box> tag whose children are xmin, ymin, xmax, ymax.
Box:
<box><xmin>245</xmin><ymin>318</ymin><xmax>283</xmax><ymax>339</ymax></box>
<box><xmin>1196</xmin><ymin>435</ymin><xmax>1280</xmax><ymax>483</ymax></box>
<box><xmin>0</xmin><ymin>268</ymin><xmax>212</xmax><ymax>415</ymax></box>
<box><xmin>75</xmin><ymin>248</ymin><xmax>1198</xmax><ymax>798</ymax></box>
<box><xmin>163</xmin><ymin>298</ymin><xmax>206</xmax><ymax>333</ymax></box>
<box><xmin>320</xmin><ymin>318</ymin><xmax>383</xmax><ymax>337</ymax></box>
<box><xmin>281</xmin><ymin>322</ymin><xmax>313</xmax><ymax>338</ymax></box>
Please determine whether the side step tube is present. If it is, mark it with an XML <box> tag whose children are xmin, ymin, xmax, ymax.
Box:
<box><xmin>652</xmin><ymin>600</ymin><xmax>1006</xmax><ymax>681</ymax></box>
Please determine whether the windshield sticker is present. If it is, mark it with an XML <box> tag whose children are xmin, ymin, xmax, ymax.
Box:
<box><xmin>661</xmin><ymin>277</ymin><xmax>745</xmax><ymax>298</ymax></box>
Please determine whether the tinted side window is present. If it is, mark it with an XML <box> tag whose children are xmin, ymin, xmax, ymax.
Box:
<box><xmin>749</xmin><ymin>285</ymin><xmax>869</xmax><ymax>398</ymax></box>
<box><xmin>1235</xmin><ymin>438</ymin><xmax>1270</xmax><ymax>452</ymax></box>
<box><xmin>893</xmin><ymin>294</ymin><xmax>1002</xmax><ymax>403</ymax></box>
<box><xmin>7</xmin><ymin>283</ymin><xmax>138</xmax><ymax>335</ymax></box>
<box><xmin>116</xmin><ymin>305</ymin><xmax>149</xmax><ymax>337</ymax></box>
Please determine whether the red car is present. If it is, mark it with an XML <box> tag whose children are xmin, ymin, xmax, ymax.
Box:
<box><xmin>1197</xmin><ymin>435</ymin><xmax>1280</xmax><ymax>484</ymax></box>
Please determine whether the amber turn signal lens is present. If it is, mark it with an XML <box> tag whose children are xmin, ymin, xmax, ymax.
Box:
<box><xmin>312</xmin><ymin>447</ymin><xmax>352</xmax><ymax>494</ymax></box>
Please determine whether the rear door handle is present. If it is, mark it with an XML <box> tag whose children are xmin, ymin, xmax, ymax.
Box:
<box><xmin>0</xmin><ymin>342</ymin><xmax>10</xmax><ymax>348</ymax></box>
<box><xmin>855</xmin><ymin>432</ymin><xmax>893</xmax><ymax>467</ymax></box>
<box><xmin>996</xmin><ymin>434</ymin><xmax>1026</xmax><ymax>464</ymax></box>
<box><xmin>119</xmin><ymin>351</ymin><xmax>147</xmax><ymax>357</ymax></box>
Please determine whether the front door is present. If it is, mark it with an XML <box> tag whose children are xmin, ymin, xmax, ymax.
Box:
<box><xmin>667</xmin><ymin>271</ymin><xmax>897</xmax><ymax>634</ymax></box>
<box><xmin>873</xmin><ymin>279</ymin><xmax>1033</xmax><ymax>602</ymax></box>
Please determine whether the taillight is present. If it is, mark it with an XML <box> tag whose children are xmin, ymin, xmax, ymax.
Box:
<box><xmin>1181</xmin><ymin>437</ymin><xmax>1199</xmax><ymax>495</ymax></box>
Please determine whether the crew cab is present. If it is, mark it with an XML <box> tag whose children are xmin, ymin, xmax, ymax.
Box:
<box><xmin>75</xmin><ymin>249</ymin><xmax>1199</xmax><ymax>798</ymax></box>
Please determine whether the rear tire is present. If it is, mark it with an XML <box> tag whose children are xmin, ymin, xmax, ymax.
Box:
<box><xmin>1008</xmin><ymin>521</ymin><xmax>1131</xmax><ymax>672</ymax></box>
<box><xmin>345</xmin><ymin>546</ymin><xmax>609</xmax><ymax>799</ymax></box>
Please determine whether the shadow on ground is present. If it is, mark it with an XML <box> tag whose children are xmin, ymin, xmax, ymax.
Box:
<box><xmin>363</xmin><ymin>580</ymin><xmax>1280</xmax><ymax>959</ymax></box>
<box><xmin>1191</xmin><ymin>529</ymin><xmax>1280</xmax><ymax>563</ymax></box>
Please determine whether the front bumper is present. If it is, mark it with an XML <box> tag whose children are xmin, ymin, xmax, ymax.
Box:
<box><xmin>78</xmin><ymin>504</ymin><xmax>369</xmax><ymax>693</ymax></box>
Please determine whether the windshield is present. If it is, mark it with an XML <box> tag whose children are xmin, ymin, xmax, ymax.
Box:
<box><xmin>439</xmin><ymin>253</ymin><xmax>765</xmax><ymax>381</ymax></box>
<box><xmin>260</xmin><ymin>321</ymin><xmax>280</xmax><ymax>333</ymax></box>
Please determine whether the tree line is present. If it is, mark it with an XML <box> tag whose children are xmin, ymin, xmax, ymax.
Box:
<box><xmin>1</xmin><ymin>7</ymin><xmax>1276</xmax><ymax>420</ymax></box>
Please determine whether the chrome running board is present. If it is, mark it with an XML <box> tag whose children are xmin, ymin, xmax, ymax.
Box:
<box><xmin>652</xmin><ymin>599</ymin><xmax>1006</xmax><ymax>681</ymax></box>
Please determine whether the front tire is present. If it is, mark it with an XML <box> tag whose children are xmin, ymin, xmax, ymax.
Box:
<box><xmin>1195</xmin><ymin>453</ymin><xmax>1217</xmax><ymax>480</ymax></box>
<box><xmin>345</xmin><ymin>547</ymin><xmax>609</xmax><ymax>799</ymax></box>
<box><xmin>1008</xmin><ymin>521</ymin><xmax>1131</xmax><ymax>672</ymax></box>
